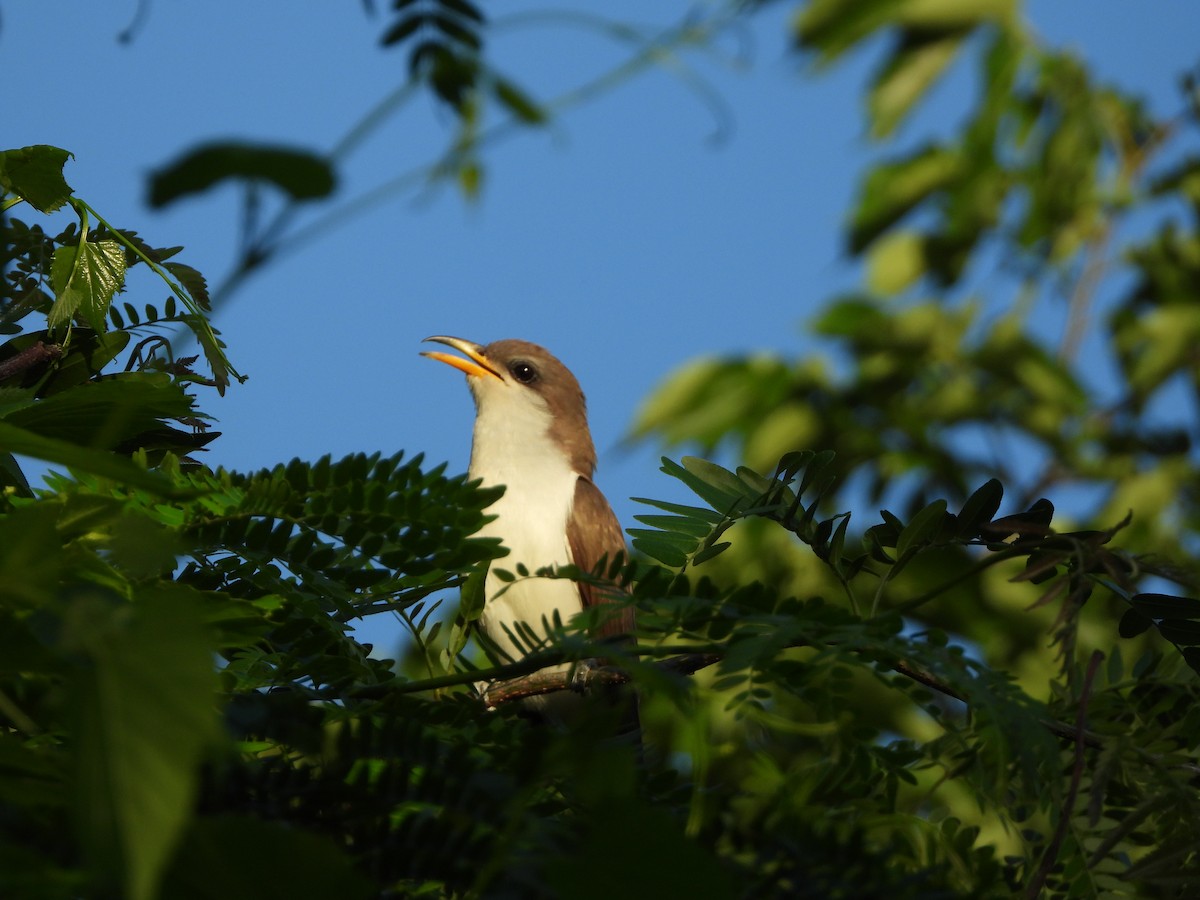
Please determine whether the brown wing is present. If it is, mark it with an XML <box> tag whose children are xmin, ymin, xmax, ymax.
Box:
<box><xmin>566</xmin><ymin>476</ymin><xmax>634</xmax><ymax>640</ymax></box>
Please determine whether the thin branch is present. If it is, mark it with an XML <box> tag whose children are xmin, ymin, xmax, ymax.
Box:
<box><xmin>1024</xmin><ymin>650</ymin><xmax>1104</xmax><ymax>899</ymax></box>
<box><xmin>481</xmin><ymin>652</ymin><xmax>722</xmax><ymax>706</ymax></box>
<box><xmin>0</xmin><ymin>340</ymin><xmax>61</xmax><ymax>382</ymax></box>
<box><xmin>203</xmin><ymin>8</ymin><xmax>738</xmax><ymax>310</ymax></box>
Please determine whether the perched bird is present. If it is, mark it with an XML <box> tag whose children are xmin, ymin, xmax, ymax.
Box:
<box><xmin>421</xmin><ymin>336</ymin><xmax>634</xmax><ymax>712</ymax></box>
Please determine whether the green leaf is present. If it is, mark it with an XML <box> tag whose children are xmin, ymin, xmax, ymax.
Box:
<box><xmin>40</xmin><ymin>330</ymin><xmax>132</xmax><ymax>396</ymax></box>
<box><xmin>896</xmin><ymin>499</ymin><xmax>949</xmax><ymax>559</ymax></box>
<box><xmin>631</xmin><ymin>496</ymin><xmax>724</xmax><ymax>524</ymax></box>
<box><xmin>869</xmin><ymin>28</ymin><xmax>967</xmax><ymax>139</ymax></box>
<box><xmin>48</xmin><ymin>240</ymin><xmax>127</xmax><ymax>332</ymax></box>
<box><xmin>1131</xmin><ymin>593</ymin><xmax>1200</xmax><ymax>620</ymax></box>
<box><xmin>866</xmin><ymin>230</ymin><xmax>927</xmax><ymax>294</ymax></box>
<box><xmin>492</xmin><ymin>76</ymin><xmax>546</xmax><ymax>124</ymax></box>
<box><xmin>5</xmin><ymin>375</ymin><xmax>196</xmax><ymax>448</ymax></box>
<box><xmin>851</xmin><ymin>145</ymin><xmax>963</xmax><ymax>253</ymax></box>
<box><xmin>631</xmin><ymin>534</ymin><xmax>690</xmax><ymax>568</ymax></box>
<box><xmin>0</xmin><ymin>451</ymin><xmax>31</xmax><ymax>496</ymax></box>
<box><xmin>380</xmin><ymin>13</ymin><xmax>423</xmax><ymax>47</ymax></box>
<box><xmin>67</xmin><ymin>590</ymin><xmax>221</xmax><ymax>900</ymax></box>
<box><xmin>148</xmin><ymin>142</ymin><xmax>336</xmax><ymax>208</ymax></box>
<box><xmin>956</xmin><ymin>478</ymin><xmax>1003</xmax><ymax>539</ymax></box>
<box><xmin>676</xmin><ymin>456</ymin><xmax>752</xmax><ymax>512</ymax></box>
<box><xmin>1118</xmin><ymin>608</ymin><xmax>1154</xmax><ymax>639</ymax></box>
<box><xmin>797</xmin><ymin>0</ymin><xmax>1013</xmax><ymax>62</ymax></box>
<box><xmin>0</xmin><ymin>503</ymin><xmax>64</xmax><ymax>607</ymax></box>
<box><xmin>0</xmin><ymin>420</ymin><xmax>186</xmax><ymax>496</ymax></box>
<box><xmin>162</xmin><ymin>815</ymin><xmax>376</xmax><ymax>900</ymax></box>
<box><xmin>632</xmin><ymin>513</ymin><xmax>715</xmax><ymax>539</ymax></box>
<box><xmin>163</xmin><ymin>262</ymin><xmax>211</xmax><ymax>310</ymax></box>
<box><xmin>0</xmin><ymin>145</ymin><xmax>74</xmax><ymax>212</ymax></box>
<box><xmin>797</xmin><ymin>0</ymin><xmax>907</xmax><ymax>62</ymax></box>
<box><xmin>1155</xmin><ymin>620</ymin><xmax>1200</xmax><ymax>645</ymax></box>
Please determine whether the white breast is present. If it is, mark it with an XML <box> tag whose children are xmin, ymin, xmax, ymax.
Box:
<box><xmin>468</xmin><ymin>384</ymin><xmax>583</xmax><ymax>666</ymax></box>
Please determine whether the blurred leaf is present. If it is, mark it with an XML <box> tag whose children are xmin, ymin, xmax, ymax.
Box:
<box><xmin>1118</xmin><ymin>608</ymin><xmax>1154</xmax><ymax>639</ymax></box>
<box><xmin>492</xmin><ymin>76</ymin><xmax>546</xmax><ymax>124</ymax></box>
<box><xmin>851</xmin><ymin>146</ymin><xmax>962</xmax><ymax>252</ymax></box>
<box><xmin>161</xmin><ymin>815</ymin><xmax>375</xmax><ymax>900</ymax></box>
<box><xmin>869</xmin><ymin>28</ymin><xmax>967</xmax><ymax>139</ymax></box>
<box><xmin>866</xmin><ymin>230</ymin><xmax>927</xmax><ymax>294</ymax></box>
<box><xmin>68</xmin><ymin>590</ymin><xmax>221</xmax><ymax>900</ymax></box>
<box><xmin>545</xmin><ymin>799</ymin><xmax>738</xmax><ymax>900</ymax></box>
<box><xmin>148</xmin><ymin>143</ymin><xmax>336</xmax><ymax>208</ymax></box>
<box><xmin>797</xmin><ymin>0</ymin><xmax>1014</xmax><ymax>63</ymax></box>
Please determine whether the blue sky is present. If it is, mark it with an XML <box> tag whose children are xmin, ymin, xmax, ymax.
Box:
<box><xmin>5</xmin><ymin>1</ymin><xmax>1198</xmax><ymax>655</ymax></box>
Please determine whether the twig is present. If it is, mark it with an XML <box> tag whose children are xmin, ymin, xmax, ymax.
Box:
<box><xmin>481</xmin><ymin>652</ymin><xmax>722</xmax><ymax>706</ymax></box>
<box><xmin>1024</xmin><ymin>650</ymin><xmax>1103</xmax><ymax>899</ymax></box>
<box><xmin>0</xmin><ymin>341</ymin><xmax>62</xmax><ymax>382</ymax></box>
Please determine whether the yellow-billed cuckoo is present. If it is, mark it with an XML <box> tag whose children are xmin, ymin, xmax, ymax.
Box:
<box><xmin>421</xmin><ymin>336</ymin><xmax>634</xmax><ymax>708</ymax></box>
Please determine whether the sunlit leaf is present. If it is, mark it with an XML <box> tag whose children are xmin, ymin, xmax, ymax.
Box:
<box><xmin>48</xmin><ymin>240</ymin><xmax>127</xmax><ymax>332</ymax></box>
<box><xmin>869</xmin><ymin>28</ymin><xmax>966</xmax><ymax>139</ymax></box>
<box><xmin>0</xmin><ymin>144</ymin><xmax>74</xmax><ymax>212</ymax></box>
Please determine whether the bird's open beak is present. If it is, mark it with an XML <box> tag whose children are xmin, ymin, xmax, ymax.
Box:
<box><xmin>421</xmin><ymin>335</ymin><xmax>503</xmax><ymax>380</ymax></box>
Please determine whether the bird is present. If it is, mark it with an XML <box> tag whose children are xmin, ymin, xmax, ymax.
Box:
<box><xmin>420</xmin><ymin>335</ymin><xmax>634</xmax><ymax>714</ymax></box>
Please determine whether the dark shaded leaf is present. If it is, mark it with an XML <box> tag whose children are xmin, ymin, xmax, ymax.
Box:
<box><xmin>148</xmin><ymin>143</ymin><xmax>336</xmax><ymax>208</ymax></box>
<box><xmin>1131</xmin><ymin>593</ymin><xmax>1200</xmax><ymax>620</ymax></box>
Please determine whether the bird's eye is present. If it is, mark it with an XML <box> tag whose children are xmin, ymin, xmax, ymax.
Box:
<box><xmin>509</xmin><ymin>361</ymin><xmax>538</xmax><ymax>384</ymax></box>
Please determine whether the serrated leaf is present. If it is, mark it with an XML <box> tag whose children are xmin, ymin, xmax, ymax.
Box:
<box><xmin>0</xmin><ymin>145</ymin><xmax>74</xmax><ymax>212</ymax></box>
<box><xmin>48</xmin><ymin>240</ymin><xmax>127</xmax><ymax>332</ymax></box>
<box><xmin>164</xmin><ymin>263</ymin><xmax>210</xmax><ymax>310</ymax></box>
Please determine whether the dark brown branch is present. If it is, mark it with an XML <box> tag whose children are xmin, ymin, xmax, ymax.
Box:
<box><xmin>0</xmin><ymin>341</ymin><xmax>61</xmax><ymax>382</ymax></box>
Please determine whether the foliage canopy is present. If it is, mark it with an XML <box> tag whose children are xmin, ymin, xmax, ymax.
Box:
<box><xmin>4</xmin><ymin>2</ymin><xmax>1200</xmax><ymax>898</ymax></box>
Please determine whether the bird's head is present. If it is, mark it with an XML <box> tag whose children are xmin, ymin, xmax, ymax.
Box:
<box><xmin>421</xmin><ymin>335</ymin><xmax>596</xmax><ymax>475</ymax></box>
